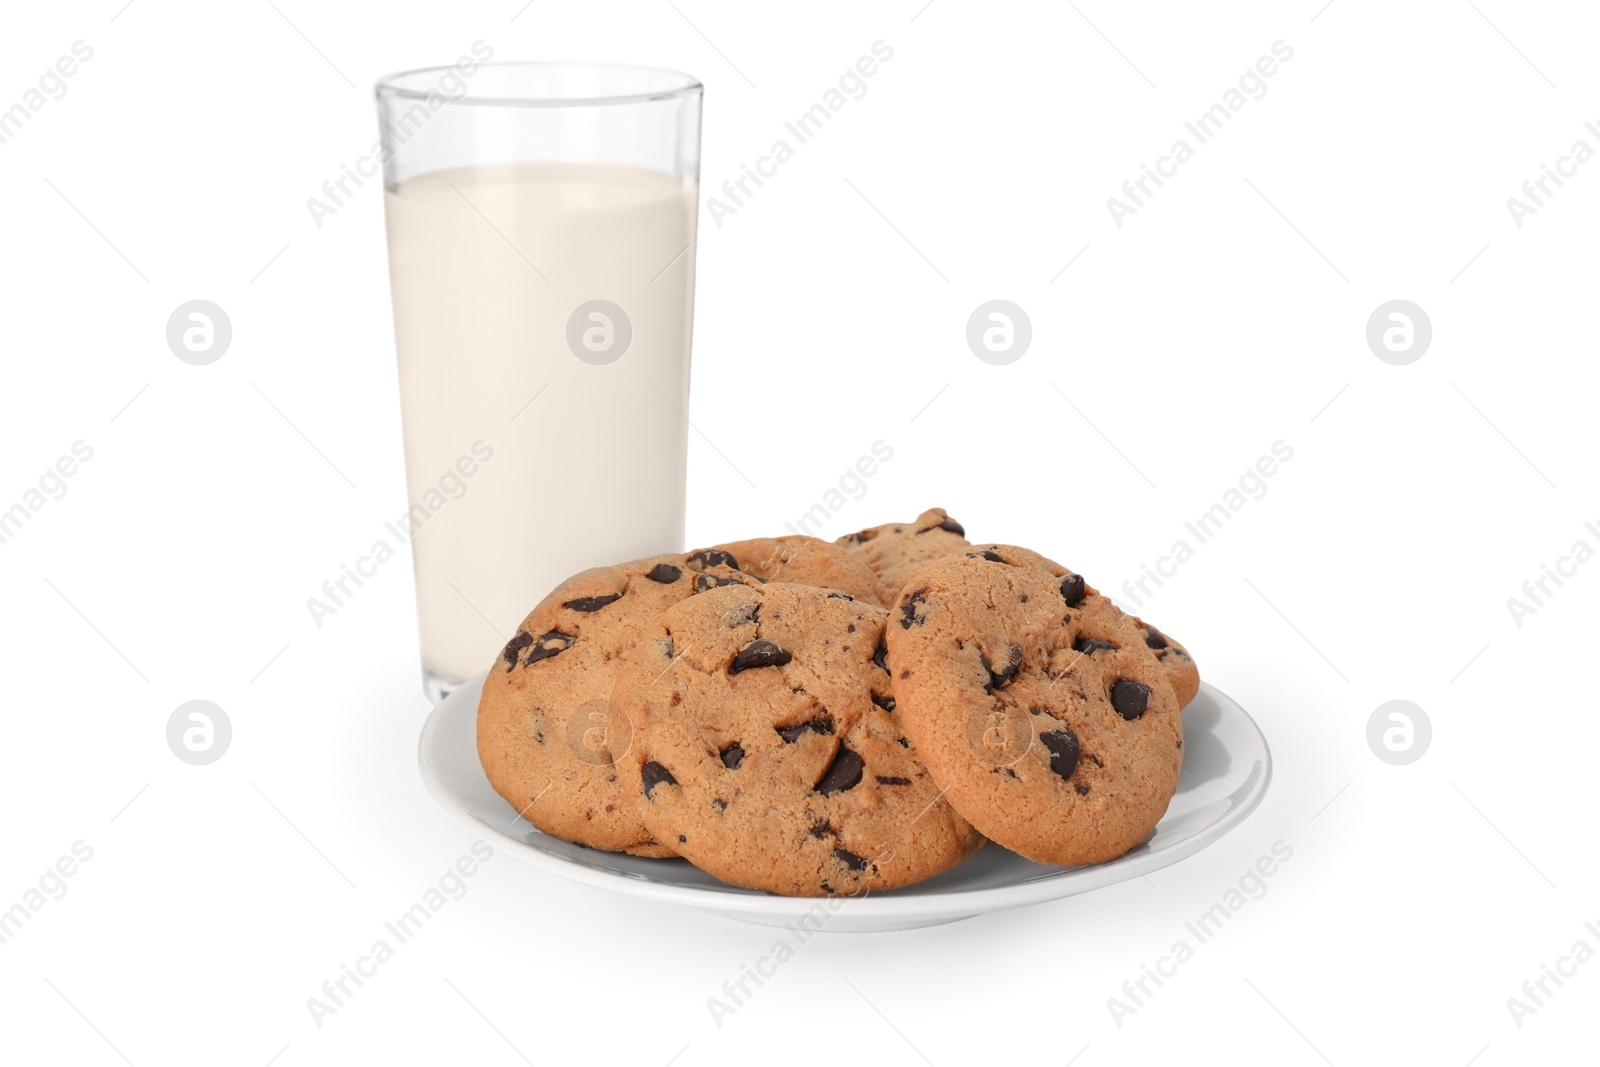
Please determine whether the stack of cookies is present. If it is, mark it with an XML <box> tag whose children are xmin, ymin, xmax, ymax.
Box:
<box><xmin>477</xmin><ymin>509</ymin><xmax>1199</xmax><ymax>897</ymax></box>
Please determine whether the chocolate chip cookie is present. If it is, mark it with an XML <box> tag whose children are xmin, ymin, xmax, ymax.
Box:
<box><xmin>714</xmin><ymin>535</ymin><xmax>879</xmax><ymax>603</ymax></box>
<box><xmin>477</xmin><ymin>538</ymin><xmax>876</xmax><ymax>857</ymax></box>
<box><xmin>612</xmin><ymin>582</ymin><xmax>983</xmax><ymax>895</ymax></box>
<box><xmin>1133</xmin><ymin>618</ymin><xmax>1200</xmax><ymax>708</ymax></box>
<box><xmin>835</xmin><ymin>507</ymin><xmax>970</xmax><ymax>606</ymax></box>
<box><xmin>886</xmin><ymin>549</ymin><xmax>1184</xmax><ymax>867</ymax></box>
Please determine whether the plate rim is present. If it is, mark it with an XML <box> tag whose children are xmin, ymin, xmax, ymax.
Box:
<box><xmin>417</xmin><ymin>674</ymin><xmax>1273</xmax><ymax>922</ymax></box>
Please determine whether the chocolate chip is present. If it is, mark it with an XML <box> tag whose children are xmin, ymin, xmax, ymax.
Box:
<box><xmin>896</xmin><ymin>737</ymin><xmax>910</xmax><ymax>748</ymax></box>
<box><xmin>814</xmin><ymin>747</ymin><xmax>864</xmax><ymax>795</ymax></box>
<box><xmin>843</xmin><ymin>528</ymin><xmax>877</xmax><ymax>544</ymax></box>
<box><xmin>1075</xmin><ymin>637</ymin><xmax>1116</xmax><ymax>655</ymax></box>
<box><xmin>872</xmin><ymin>694</ymin><xmax>896</xmax><ymax>712</ymax></box>
<box><xmin>645</xmin><ymin>563</ymin><xmax>682</xmax><ymax>584</ymax></box>
<box><xmin>1074</xmin><ymin>783</ymin><xmax>1091</xmax><ymax>796</ymax></box>
<box><xmin>810</xmin><ymin>820</ymin><xmax>834</xmax><ymax>838</ymax></box>
<box><xmin>983</xmin><ymin>644</ymin><xmax>1023</xmax><ymax>692</ymax></box>
<box><xmin>1143</xmin><ymin>625</ymin><xmax>1169</xmax><ymax>650</ymax></box>
<box><xmin>640</xmin><ymin>761</ymin><xmax>677</xmax><ymax>797</ymax></box>
<box><xmin>526</xmin><ymin>630</ymin><xmax>575</xmax><ymax>665</ymax></box>
<box><xmin>970</xmin><ymin>549</ymin><xmax>1004</xmax><ymax>563</ymax></box>
<box><xmin>938</xmin><ymin>516</ymin><xmax>966</xmax><ymax>536</ymax></box>
<box><xmin>1060</xmin><ymin>574</ymin><xmax>1086</xmax><ymax>608</ymax></box>
<box><xmin>875</xmin><ymin>775</ymin><xmax>911</xmax><ymax>785</ymax></box>
<box><xmin>501</xmin><ymin>632</ymin><xmax>533</xmax><ymax>669</ymax></box>
<box><xmin>826</xmin><ymin>591</ymin><xmax>856</xmax><ymax>601</ymax></box>
<box><xmin>679</xmin><ymin>834</ymin><xmax>687</xmax><ymax>843</ymax></box>
<box><xmin>711</xmin><ymin>798</ymin><xmax>727</xmax><ymax>811</ymax></box>
<box><xmin>1040</xmin><ymin>729</ymin><xmax>1081</xmax><ymax>780</ymax></box>
<box><xmin>730</xmin><ymin>640</ymin><xmax>791</xmax><ymax>674</ymax></box>
<box><xmin>899</xmin><ymin>588</ymin><xmax>929</xmax><ymax>629</ymax></box>
<box><xmin>695</xmin><ymin>573</ymin><xmax>742</xmax><ymax>593</ymax></box>
<box><xmin>833</xmin><ymin>848</ymin><xmax>867</xmax><ymax>871</ymax></box>
<box><xmin>563</xmin><ymin>594</ymin><xmax>622</xmax><ymax>612</ymax></box>
<box><xmin>777</xmin><ymin>715</ymin><xmax>833</xmax><ymax>743</ymax></box>
<box><xmin>720</xmin><ymin>743</ymin><xmax>745</xmax><ymax>770</ymax></box>
<box><xmin>873</xmin><ymin>640</ymin><xmax>889</xmax><ymax>673</ymax></box>
<box><xmin>1111</xmin><ymin>679</ymin><xmax>1152</xmax><ymax>720</ymax></box>
<box><xmin>687</xmin><ymin>548</ymin><xmax>739</xmax><ymax>570</ymax></box>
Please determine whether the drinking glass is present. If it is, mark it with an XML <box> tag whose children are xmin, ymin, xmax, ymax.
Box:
<box><xmin>375</xmin><ymin>62</ymin><xmax>703</xmax><ymax>701</ymax></box>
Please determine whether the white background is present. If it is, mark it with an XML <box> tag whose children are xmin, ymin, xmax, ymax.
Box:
<box><xmin>3</xmin><ymin>1</ymin><xmax>1598</xmax><ymax>1064</ymax></box>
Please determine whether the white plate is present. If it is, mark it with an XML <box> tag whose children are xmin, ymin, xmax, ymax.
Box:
<box><xmin>418</xmin><ymin>674</ymin><xmax>1272</xmax><ymax>932</ymax></box>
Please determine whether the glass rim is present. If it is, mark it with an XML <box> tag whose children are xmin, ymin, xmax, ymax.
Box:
<box><xmin>374</xmin><ymin>61</ymin><xmax>703</xmax><ymax>109</ymax></box>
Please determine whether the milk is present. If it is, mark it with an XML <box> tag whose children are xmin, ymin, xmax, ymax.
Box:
<box><xmin>383</xmin><ymin>162</ymin><xmax>697</xmax><ymax>689</ymax></box>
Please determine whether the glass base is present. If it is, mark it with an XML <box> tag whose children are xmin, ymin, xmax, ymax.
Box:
<box><xmin>423</xmin><ymin>667</ymin><xmax>463</xmax><ymax>706</ymax></box>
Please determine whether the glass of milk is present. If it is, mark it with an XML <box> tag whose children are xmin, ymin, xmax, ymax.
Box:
<box><xmin>375</xmin><ymin>62</ymin><xmax>702</xmax><ymax>702</ymax></box>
